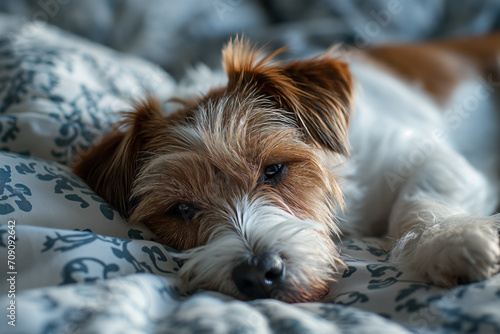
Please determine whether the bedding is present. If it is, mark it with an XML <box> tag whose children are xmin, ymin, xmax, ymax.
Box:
<box><xmin>1</xmin><ymin>11</ymin><xmax>500</xmax><ymax>334</ymax></box>
<box><xmin>2</xmin><ymin>0</ymin><xmax>500</xmax><ymax>78</ymax></box>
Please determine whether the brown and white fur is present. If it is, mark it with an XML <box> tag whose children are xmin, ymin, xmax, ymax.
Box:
<box><xmin>74</xmin><ymin>34</ymin><xmax>500</xmax><ymax>302</ymax></box>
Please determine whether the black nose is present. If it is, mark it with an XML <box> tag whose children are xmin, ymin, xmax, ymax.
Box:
<box><xmin>232</xmin><ymin>253</ymin><xmax>285</xmax><ymax>299</ymax></box>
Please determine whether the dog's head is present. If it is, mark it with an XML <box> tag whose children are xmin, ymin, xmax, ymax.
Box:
<box><xmin>74</xmin><ymin>38</ymin><xmax>353</xmax><ymax>302</ymax></box>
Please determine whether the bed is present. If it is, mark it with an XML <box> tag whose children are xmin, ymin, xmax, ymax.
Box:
<box><xmin>1</xmin><ymin>1</ymin><xmax>500</xmax><ymax>333</ymax></box>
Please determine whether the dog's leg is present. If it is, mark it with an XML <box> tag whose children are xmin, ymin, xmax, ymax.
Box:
<box><xmin>388</xmin><ymin>146</ymin><xmax>500</xmax><ymax>287</ymax></box>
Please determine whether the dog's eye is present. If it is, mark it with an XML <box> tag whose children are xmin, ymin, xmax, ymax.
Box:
<box><xmin>262</xmin><ymin>163</ymin><xmax>287</xmax><ymax>184</ymax></box>
<box><xmin>167</xmin><ymin>202</ymin><xmax>200</xmax><ymax>222</ymax></box>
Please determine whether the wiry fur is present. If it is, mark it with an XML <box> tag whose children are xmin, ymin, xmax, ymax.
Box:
<box><xmin>128</xmin><ymin>90</ymin><xmax>343</xmax><ymax>251</ymax></box>
<box><xmin>75</xmin><ymin>34</ymin><xmax>500</xmax><ymax>302</ymax></box>
<box><xmin>223</xmin><ymin>38</ymin><xmax>352</xmax><ymax>154</ymax></box>
<box><xmin>176</xmin><ymin>196</ymin><xmax>343</xmax><ymax>303</ymax></box>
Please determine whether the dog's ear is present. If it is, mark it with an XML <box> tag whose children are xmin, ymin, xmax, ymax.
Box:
<box><xmin>279</xmin><ymin>58</ymin><xmax>352</xmax><ymax>154</ymax></box>
<box><xmin>73</xmin><ymin>96</ymin><xmax>164</xmax><ymax>216</ymax></box>
<box><xmin>223</xmin><ymin>38</ymin><xmax>353</xmax><ymax>154</ymax></box>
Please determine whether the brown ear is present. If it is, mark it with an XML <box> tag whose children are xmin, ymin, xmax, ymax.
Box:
<box><xmin>223</xmin><ymin>38</ymin><xmax>353</xmax><ymax>154</ymax></box>
<box><xmin>73</xmin><ymin>96</ymin><xmax>164</xmax><ymax>216</ymax></box>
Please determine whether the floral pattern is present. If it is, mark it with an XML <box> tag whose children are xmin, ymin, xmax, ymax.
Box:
<box><xmin>0</xmin><ymin>15</ymin><xmax>175</xmax><ymax>165</ymax></box>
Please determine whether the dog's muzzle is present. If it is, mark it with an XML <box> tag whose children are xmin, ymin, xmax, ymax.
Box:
<box><xmin>177</xmin><ymin>197</ymin><xmax>342</xmax><ymax>302</ymax></box>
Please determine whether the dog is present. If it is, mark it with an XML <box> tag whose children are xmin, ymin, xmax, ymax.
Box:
<box><xmin>74</xmin><ymin>34</ymin><xmax>500</xmax><ymax>303</ymax></box>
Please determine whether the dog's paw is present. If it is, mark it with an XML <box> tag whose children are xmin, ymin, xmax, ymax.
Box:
<box><xmin>392</xmin><ymin>215</ymin><xmax>500</xmax><ymax>287</ymax></box>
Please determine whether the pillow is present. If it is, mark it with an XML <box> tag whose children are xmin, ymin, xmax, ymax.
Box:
<box><xmin>0</xmin><ymin>15</ymin><xmax>175</xmax><ymax>238</ymax></box>
<box><xmin>0</xmin><ymin>14</ymin><xmax>176</xmax><ymax>165</ymax></box>
<box><xmin>0</xmin><ymin>150</ymin><xmax>155</xmax><ymax>240</ymax></box>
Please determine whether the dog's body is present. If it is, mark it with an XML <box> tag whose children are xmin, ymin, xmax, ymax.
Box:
<box><xmin>340</xmin><ymin>42</ymin><xmax>500</xmax><ymax>287</ymax></box>
<box><xmin>75</xmin><ymin>33</ymin><xmax>500</xmax><ymax>302</ymax></box>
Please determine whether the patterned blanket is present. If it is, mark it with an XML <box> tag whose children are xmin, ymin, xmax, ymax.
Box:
<box><xmin>0</xmin><ymin>13</ymin><xmax>500</xmax><ymax>334</ymax></box>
